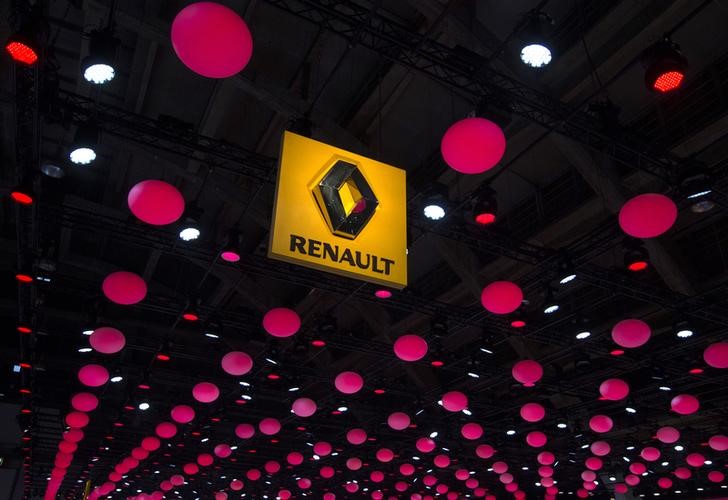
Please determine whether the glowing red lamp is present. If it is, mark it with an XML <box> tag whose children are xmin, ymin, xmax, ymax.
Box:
<box><xmin>643</xmin><ymin>40</ymin><xmax>687</xmax><ymax>93</ymax></box>
<box><xmin>156</xmin><ymin>353</ymin><xmax>171</xmax><ymax>362</ymax></box>
<box><xmin>5</xmin><ymin>40</ymin><xmax>38</xmax><ymax>65</ymax></box>
<box><xmin>10</xmin><ymin>188</ymin><xmax>33</xmax><ymax>205</ymax></box>
<box><xmin>310</xmin><ymin>339</ymin><xmax>326</xmax><ymax>347</ymax></box>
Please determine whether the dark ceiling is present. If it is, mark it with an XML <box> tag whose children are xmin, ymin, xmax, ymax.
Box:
<box><xmin>2</xmin><ymin>0</ymin><xmax>728</xmax><ymax>499</ymax></box>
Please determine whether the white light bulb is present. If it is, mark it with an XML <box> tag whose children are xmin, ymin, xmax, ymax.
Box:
<box><xmin>520</xmin><ymin>44</ymin><xmax>552</xmax><ymax>67</ymax></box>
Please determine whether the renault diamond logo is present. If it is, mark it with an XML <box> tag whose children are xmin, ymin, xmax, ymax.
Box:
<box><xmin>312</xmin><ymin>158</ymin><xmax>379</xmax><ymax>239</ymax></box>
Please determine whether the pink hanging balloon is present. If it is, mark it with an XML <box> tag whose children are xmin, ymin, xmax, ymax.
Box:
<box><xmin>292</xmin><ymin>397</ymin><xmax>317</xmax><ymax>417</ymax></box>
<box><xmin>214</xmin><ymin>444</ymin><xmax>232</xmax><ymax>458</ymax></box>
<box><xmin>520</xmin><ymin>402</ymin><xmax>545</xmax><ymax>422</ymax></box>
<box><xmin>235</xmin><ymin>423</ymin><xmax>255</xmax><ymax>439</ymax></box>
<box><xmin>259</xmin><ymin>417</ymin><xmax>281</xmax><ymax>435</ymax></box>
<box><xmin>440</xmin><ymin>117</ymin><xmax>506</xmax><ymax>174</ymax></box>
<box><xmin>588</xmin><ymin>415</ymin><xmax>613</xmax><ymax>433</ymax></box>
<box><xmin>590</xmin><ymin>440</ymin><xmax>610</xmax><ymax>456</ymax></box>
<box><xmin>376</xmin><ymin>448</ymin><xmax>394</xmax><ymax>463</ymax></box>
<box><xmin>141</xmin><ymin>436</ymin><xmax>160</xmax><ymax>451</ymax></box>
<box><xmin>102</xmin><ymin>271</ymin><xmax>147</xmax><ymax>305</ymax></box>
<box><xmin>264</xmin><ymin>460</ymin><xmax>280</xmax><ymax>473</ymax></box>
<box><xmin>230</xmin><ymin>479</ymin><xmax>243</xmax><ymax>491</ymax></box>
<box><xmin>686</xmin><ymin>453</ymin><xmax>705</xmax><ymax>467</ymax></box>
<box><xmin>611</xmin><ymin>319</ymin><xmax>651</xmax><ymax>348</ymax></box>
<box><xmin>708</xmin><ymin>434</ymin><xmax>728</xmax><ymax>451</ymax></box>
<box><xmin>287</xmin><ymin>452</ymin><xmax>303</xmax><ymax>465</ymax></box>
<box><xmin>346</xmin><ymin>457</ymin><xmax>362</xmax><ymax>471</ymax></box>
<box><xmin>423</xmin><ymin>475</ymin><xmax>437</xmax><ymax>486</ymax></box>
<box><xmin>416</xmin><ymin>437</ymin><xmax>436</xmax><ymax>453</ymax></box>
<box><xmin>599</xmin><ymin>378</ymin><xmax>630</xmax><ymax>400</ymax></box>
<box><xmin>585</xmin><ymin>457</ymin><xmax>603</xmax><ymax>471</ymax></box>
<box><xmin>320</xmin><ymin>465</ymin><xmax>335</xmax><ymax>478</ymax></box>
<box><xmin>314</xmin><ymin>441</ymin><xmax>332</xmax><ymax>456</ymax></box>
<box><xmin>215</xmin><ymin>492</ymin><xmax>228</xmax><ymax>500</ymax></box>
<box><xmin>581</xmin><ymin>470</ymin><xmax>596</xmax><ymax>482</ymax></box>
<box><xmin>128</xmin><ymin>180</ymin><xmax>185</xmax><ymax>226</ymax></box>
<box><xmin>246</xmin><ymin>469</ymin><xmax>261</xmax><ymax>481</ymax></box>
<box><xmin>703</xmin><ymin>342</ymin><xmax>728</xmax><ymax>369</ymax></box>
<box><xmin>262</xmin><ymin>308</ymin><xmax>300</xmax><ymax>337</ymax></box>
<box><xmin>347</xmin><ymin>428</ymin><xmax>367</xmax><ymax>445</ymax></box>
<box><xmin>512</xmin><ymin>359</ymin><xmax>543</xmax><ymax>386</ymax></box>
<box><xmin>58</xmin><ymin>441</ymin><xmax>77</xmax><ymax>454</ymax></box>
<box><xmin>155</xmin><ymin>422</ymin><xmax>177</xmax><ymax>439</ymax></box>
<box><xmin>278</xmin><ymin>490</ymin><xmax>291</xmax><ymax>500</ymax></box>
<box><xmin>78</xmin><ymin>364</ymin><xmax>109</xmax><ymax>387</ymax></box>
<box><xmin>625</xmin><ymin>474</ymin><xmax>640</xmax><ymax>486</ymax></box>
<box><xmin>657</xmin><ymin>477</ymin><xmax>673</xmax><ymax>489</ymax></box>
<box><xmin>441</xmin><ymin>390</ymin><xmax>468</xmax><ymax>412</ymax></box>
<box><xmin>393</xmin><ymin>334</ymin><xmax>428</xmax><ymax>361</ymax></box>
<box><xmin>492</xmin><ymin>461</ymin><xmax>508</xmax><ymax>474</ymax></box>
<box><xmin>537</xmin><ymin>451</ymin><xmax>555</xmax><ymax>465</ymax></box>
<box><xmin>461</xmin><ymin>422</ymin><xmax>483</xmax><ymax>440</ymax></box>
<box><xmin>71</xmin><ymin>392</ymin><xmax>98</xmax><ymax>412</ymax></box>
<box><xmin>476</xmin><ymin>444</ymin><xmax>495</xmax><ymax>459</ymax></box>
<box><xmin>526</xmin><ymin>431</ymin><xmax>547</xmax><ymax>448</ymax></box>
<box><xmin>708</xmin><ymin>471</ymin><xmax>725</xmax><ymax>483</ymax></box>
<box><xmin>183</xmin><ymin>463</ymin><xmax>199</xmax><ymax>475</ymax></box>
<box><xmin>630</xmin><ymin>462</ymin><xmax>647</xmax><ymax>474</ymax></box>
<box><xmin>297</xmin><ymin>478</ymin><xmax>311</xmax><ymax>489</ymax></box>
<box><xmin>656</xmin><ymin>426</ymin><xmax>680</xmax><ymax>444</ymax></box>
<box><xmin>434</xmin><ymin>454</ymin><xmax>450</xmax><ymax>467</ymax></box>
<box><xmin>169</xmin><ymin>475</ymin><xmax>184</xmax><ymax>486</ymax></box>
<box><xmin>344</xmin><ymin>482</ymin><xmax>358</xmax><ymax>493</ymax></box>
<box><xmin>89</xmin><ymin>327</ymin><xmax>126</xmax><ymax>354</ymax></box>
<box><xmin>641</xmin><ymin>447</ymin><xmax>660</xmax><ymax>462</ymax></box>
<box><xmin>221</xmin><ymin>351</ymin><xmax>253</xmax><ymax>376</ymax></box>
<box><xmin>197</xmin><ymin>453</ymin><xmax>214</xmax><ymax>466</ymax></box>
<box><xmin>192</xmin><ymin>382</ymin><xmax>219</xmax><ymax>403</ymax></box>
<box><xmin>387</xmin><ymin>412</ymin><xmax>411</xmax><ymax>430</ymax></box>
<box><xmin>618</xmin><ymin>193</ymin><xmax>677</xmax><ymax>238</ymax></box>
<box><xmin>671</xmin><ymin>394</ymin><xmax>699</xmax><ymax>415</ymax></box>
<box><xmin>674</xmin><ymin>467</ymin><xmax>692</xmax><ymax>479</ymax></box>
<box><xmin>400</xmin><ymin>463</ymin><xmax>415</xmax><ymax>476</ymax></box>
<box><xmin>480</xmin><ymin>281</ymin><xmax>523</xmax><ymax>315</ymax></box>
<box><xmin>370</xmin><ymin>470</ymin><xmax>384</xmax><ymax>482</ymax></box>
<box><xmin>335</xmin><ymin>371</ymin><xmax>364</xmax><ymax>394</ymax></box>
<box><xmin>171</xmin><ymin>405</ymin><xmax>195</xmax><ymax>424</ymax></box>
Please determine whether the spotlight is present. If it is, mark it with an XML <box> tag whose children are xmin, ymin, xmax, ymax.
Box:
<box><xmin>575</xmin><ymin>331</ymin><xmax>591</xmax><ymax>340</ymax></box>
<box><xmin>40</xmin><ymin>161</ymin><xmax>65</xmax><ymax>179</ymax></box>
<box><xmin>69</xmin><ymin>122</ymin><xmax>99</xmax><ymax>165</ymax></box>
<box><xmin>542</xmin><ymin>289</ymin><xmax>559</xmax><ymax>314</ymax></box>
<box><xmin>674</xmin><ymin>319</ymin><xmax>693</xmax><ymax>338</ymax></box>
<box><xmin>422</xmin><ymin>184</ymin><xmax>448</xmax><ymax>221</ymax></box>
<box><xmin>625</xmin><ymin>406</ymin><xmax>637</xmax><ymax>414</ymax></box>
<box><xmin>624</xmin><ymin>239</ymin><xmax>649</xmax><ymax>272</ymax></box>
<box><xmin>110</xmin><ymin>376</ymin><xmax>123</xmax><ymax>383</ymax></box>
<box><xmin>10</xmin><ymin>175</ymin><xmax>35</xmax><ymax>205</ymax></box>
<box><xmin>519</xmin><ymin>11</ymin><xmax>553</xmax><ymax>68</ymax></box>
<box><xmin>471</xmin><ymin>186</ymin><xmax>497</xmax><ymax>226</ymax></box>
<box><xmin>156</xmin><ymin>341</ymin><xmax>171</xmax><ymax>362</ymax></box>
<box><xmin>642</xmin><ymin>38</ymin><xmax>687</xmax><ymax>93</ymax></box>
<box><xmin>138</xmin><ymin>402</ymin><xmax>150</xmax><ymax>411</ymax></box>
<box><xmin>681</xmin><ymin>170</ymin><xmax>714</xmax><ymax>213</ymax></box>
<box><xmin>221</xmin><ymin>229</ymin><xmax>242</xmax><ymax>262</ymax></box>
<box><xmin>557</xmin><ymin>255</ymin><xmax>576</xmax><ymax>285</ymax></box>
<box><xmin>556</xmin><ymin>419</ymin><xmax>568</xmax><ymax>430</ymax></box>
<box><xmin>179</xmin><ymin>205</ymin><xmax>203</xmax><ymax>242</ymax></box>
<box><xmin>82</xmin><ymin>29</ymin><xmax>118</xmax><ymax>85</ymax></box>
<box><xmin>5</xmin><ymin>14</ymin><xmax>40</xmax><ymax>65</ymax></box>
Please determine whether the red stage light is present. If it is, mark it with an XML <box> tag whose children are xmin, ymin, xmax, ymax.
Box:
<box><xmin>5</xmin><ymin>41</ymin><xmax>38</xmax><ymax>65</ymax></box>
<box><xmin>19</xmin><ymin>388</ymin><xmax>31</xmax><ymax>394</ymax></box>
<box><xmin>653</xmin><ymin>71</ymin><xmax>684</xmax><ymax>93</ymax></box>
<box><xmin>17</xmin><ymin>326</ymin><xmax>32</xmax><ymax>334</ymax></box>
<box><xmin>374</xmin><ymin>388</ymin><xmax>385</xmax><ymax>394</ymax></box>
<box><xmin>19</xmin><ymin>363</ymin><xmax>31</xmax><ymax>369</ymax></box>
<box><xmin>11</xmin><ymin>190</ymin><xmax>33</xmax><ymax>205</ymax></box>
<box><xmin>627</xmin><ymin>261</ymin><xmax>648</xmax><ymax>272</ymax></box>
<box><xmin>137</xmin><ymin>383</ymin><xmax>150</xmax><ymax>390</ymax></box>
<box><xmin>182</xmin><ymin>312</ymin><xmax>199</xmax><ymax>321</ymax></box>
<box><xmin>21</xmin><ymin>409</ymin><xmax>31</xmax><ymax>414</ymax></box>
<box><xmin>267</xmin><ymin>373</ymin><xmax>281</xmax><ymax>380</ymax></box>
<box><xmin>156</xmin><ymin>354</ymin><xmax>171</xmax><ymax>361</ymax></box>
<box><xmin>311</xmin><ymin>339</ymin><xmax>326</xmax><ymax>347</ymax></box>
<box><xmin>15</xmin><ymin>273</ymin><xmax>33</xmax><ymax>283</ymax></box>
<box><xmin>475</xmin><ymin>212</ymin><xmax>496</xmax><ymax>225</ymax></box>
<box><xmin>123</xmin><ymin>405</ymin><xmax>134</xmax><ymax>411</ymax></box>
<box><xmin>689</xmin><ymin>367</ymin><xmax>704</xmax><ymax>375</ymax></box>
<box><xmin>610</xmin><ymin>349</ymin><xmax>625</xmax><ymax>356</ymax></box>
<box><xmin>511</xmin><ymin>319</ymin><xmax>526</xmax><ymax>328</ymax></box>
<box><xmin>431</xmin><ymin>360</ymin><xmax>444</xmax><ymax>367</ymax></box>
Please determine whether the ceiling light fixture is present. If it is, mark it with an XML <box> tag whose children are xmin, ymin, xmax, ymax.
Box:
<box><xmin>674</xmin><ymin>320</ymin><xmax>693</xmax><ymax>338</ymax></box>
<box><xmin>82</xmin><ymin>29</ymin><xmax>117</xmax><ymax>84</ymax></box>
<box><xmin>138</xmin><ymin>402</ymin><xmax>150</xmax><ymax>411</ymax></box>
<box><xmin>542</xmin><ymin>288</ymin><xmax>559</xmax><ymax>314</ymax></box>
<box><xmin>681</xmin><ymin>169</ymin><xmax>714</xmax><ymax>213</ymax></box>
<box><xmin>624</xmin><ymin>239</ymin><xmax>649</xmax><ymax>272</ymax></box>
<box><xmin>471</xmin><ymin>185</ymin><xmax>497</xmax><ymax>226</ymax></box>
<box><xmin>422</xmin><ymin>184</ymin><xmax>448</xmax><ymax>221</ymax></box>
<box><xmin>519</xmin><ymin>11</ymin><xmax>553</xmax><ymax>68</ymax></box>
<box><xmin>5</xmin><ymin>13</ymin><xmax>40</xmax><ymax>65</ymax></box>
<box><xmin>69</xmin><ymin>122</ymin><xmax>99</xmax><ymax>165</ymax></box>
<box><xmin>642</xmin><ymin>38</ymin><xmax>687</xmax><ymax>93</ymax></box>
<box><xmin>221</xmin><ymin>229</ymin><xmax>242</xmax><ymax>262</ymax></box>
<box><xmin>575</xmin><ymin>331</ymin><xmax>591</xmax><ymax>340</ymax></box>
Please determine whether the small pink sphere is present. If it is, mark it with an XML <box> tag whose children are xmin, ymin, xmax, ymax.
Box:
<box><xmin>625</xmin><ymin>474</ymin><xmax>640</xmax><ymax>486</ymax></box>
<box><xmin>128</xmin><ymin>180</ymin><xmax>185</xmax><ymax>225</ymax></box>
<box><xmin>541</xmin><ymin>476</ymin><xmax>554</xmax><ymax>487</ymax></box>
<box><xmin>400</xmin><ymin>463</ymin><xmax>415</xmax><ymax>476</ymax></box>
<box><xmin>387</xmin><ymin>412</ymin><xmax>411</xmax><ymax>430</ymax></box>
<box><xmin>262</xmin><ymin>307</ymin><xmax>300</xmax><ymax>337</ymax></box>
<box><xmin>393</xmin><ymin>334</ymin><xmax>428</xmax><ymax>361</ymax></box>
<box><xmin>434</xmin><ymin>454</ymin><xmax>450</xmax><ymax>467</ymax></box>
<box><xmin>656</xmin><ymin>426</ymin><xmax>680</xmax><ymax>444</ymax></box>
<box><xmin>585</xmin><ymin>457</ymin><xmax>603</xmax><ymax>471</ymax></box>
<box><xmin>235</xmin><ymin>423</ymin><xmax>255</xmax><ymax>439</ymax></box>
<box><xmin>215</xmin><ymin>492</ymin><xmax>227</xmax><ymax>500</ymax></box>
<box><xmin>537</xmin><ymin>451</ymin><xmax>555</xmax><ymax>465</ymax></box>
<box><xmin>264</xmin><ymin>460</ymin><xmax>280</xmax><ymax>473</ymax></box>
<box><xmin>292</xmin><ymin>397</ymin><xmax>317</xmax><ymax>417</ymax></box>
<box><xmin>686</xmin><ymin>452</ymin><xmax>705</xmax><ymax>467</ymax></box>
<box><xmin>641</xmin><ymin>447</ymin><xmax>660</xmax><ymax>462</ymax></box>
<box><xmin>71</xmin><ymin>392</ymin><xmax>98</xmax><ymax>412</ymax></box>
<box><xmin>708</xmin><ymin>471</ymin><xmax>725</xmax><ymax>483</ymax></box>
<box><xmin>278</xmin><ymin>489</ymin><xmax>291</xmax><ymax>499</ymax></box>
<box><xmin>657</xmin><ymin>477</ymin><xmax>673</xmax><ymax>489</ymax></box>
<box><xmin>512</xmin><ymin>359</ymin><xmax>543</xmax><ymax>386</ymax></box>
<box><xmin>703</xmin><ymin>342</ymin><xmax>728</xmax><ymax>369</ymax></box>
<box><xmin>590</xmin><ymin>440</ymin><xmax>610</xmax><ymax>456</ymax></box>
<box><xmin>183</xmin><ymin>463</ymin><xmax>199</xmax><ymax>475</ymax></box>
<box><xmin>259</xmin><ymin>417</ymin><xmax>281</xmax><ymax>435</ymax></box>
<box><xmin>618</xmin><ymin>193</ymin><xmax>677</xmax><ymax>238</ymax></box>
<box><xmin>476</xmin><ymin>444</ymin><xmax>495</xmax><ymax>459</ymax></box>
<box><xmin>612</xmin><ymin>319</ymin><xmax>651</xmax><ymax>348</ymax></box>
<box><xmin>423</xmin><ymin>474</ymin><xmax>437</xmax><ymax>486</ymax></box>
<box><xmin>492</xmin><ymin>461</ymin><xmax>508</xmax><ymax>474</ymax></box>
<box><xmin>370</xmin><ymin>470</ymin><xmax>384</xmax><ymax>482</ymax></box>
<box><xmin>170</xmin><ymin>474</ymin><xmax>184</xmax><ymax>486</ymax></box>
<box><xmin>589</xmin><ymin>415</ymin><xmax>613</xmax><ymax>433</ymax></box>
<box><xmin>287</xmin><ymin>452</ymin><xmax>303</xmax><ymax>465</ymax></box>
<box><xmin>155</xmin><ymin>422</ymin><xmax>177</xmax><ymax>439</ymax></box>
<box><xmin>58</xmin><ymin>441</ymin><xmax>77</xmax><ymax>454</ymax></box>
<box><xmin>599</xmin><ymin>378</ymin><xmax>630</xmax><ymax>400</ymax></box>
<box><xmin>441</xmin><ymin>390</ymin><xmax>468</xmax><ymax>412</ymax></box>
<box><xmin>246</xmin><ymin>469</ymin><xmax>261</xmax><ymax>481</ymax></box>
<box><xmin>347</xmin><ymin>428</ymin><xmax>367</xmax><ymax>445</ymax></box>
<box><xmin>395</xmin><ymin>480</ymin><xmax>408</xmax><ymax>492</ymax></box>
<box><xmin>630</xmin><ymin>462</ymin><xmax>647</xmax><ymax>474</ymax></box>
<box><xmin>416</xmin><ymin>437</ymin><xmax>436</xmax><ymax>453</ymax></box>
<box><xmin>160</xmin><ymin>482</ymin><xmax>173</xmax><ymax>493</ymax></box>
<box><xmin>500</xmin><ymin>472</ymin><xmax>514</xmax><ymax>484</ymax></box>
<box><xmin>320</xmin><ymin>465</ymin><xmax>335</xmax><ymax>478</ymax></box>
<box><xmin>441</xmin><ymin>117</ymin><xmax>506</xmax><ymax>174</ymax></box>
<box><xmin>344</xmin><ymin>482</ymin><xmax>358</xmax><ymax>493</ymax></box>
<box><xmin>78</xmin><ymin>364</ymin><xmax>109</xmax><ymax>387</ymax></box>
<box><xmin>335</xmin><ymin>371</ymin><xmax>363</xmax><ymax>394</ymax></box>
<box><xmin>297</xmin><ymin>478</ymin><xmax>311</xmax><ymax>489</ymax></box>
<box><xmin>539</xmin><ymin>466</ymin><xmax>554</xmax><ymax>477</ymax></box>
<box><xmin>102</xmin><ymin>271</ymin><xmax>148</xmax><ymax>305</ymax></box>
<box><xmin>346</xmin><ymin>457</ymin><xmax>362</xmax><ymax>470</ymax></box>
<box><xmin>324</xmin><ymin>494</ymin><xmax>336</xmax><ymax>500</ymax></box>
<box><xmin>89</xmin><ymin>327</ymin><xmax>126</xmax><ymax>354</ymax></box>
<box><xmin>481</xmin><ymin>281</ymin><xmax>523</xmax><ymax>315</ymax></box>
<box><xmin>674</xmin><ymin>467</ymin><xmax>692</xmax><ymax>479</ymax></box>
<box><xmin>197</xmin><ymin>453</ymin><xmax>214</xmax><ymax>466</ymax></box>
<box><xmin>192</xmin><ymin>382</ymin><xmax>219</xmax><ymax>403</ymax></box>
<box><xmin>615</xmin><ymin>483</ymin><xmax>628</xmax><ymax>494</ymax></box>
<box><xmin>581</xmin><ymin>470</ymin><xmax>596</xmax><ymax>482</ymax></box>
<box><xmin>376</xmin><ymin>448</ymin><xmax>394</xmax><ymax>463</ymax></box>
<box><xmin>671</xmin><ymin>394</ymin><xmax>699</xmax><ymax>415</ymax></box>
<box><xmin>526</xmin><ymin>431</ymin><xmax>547</xmax><ymax>448</ymax></box>
<box><xmin>520</xmin><ymin>402</ymin><xmax>545</xmax><ymax>422</ymax></box>
<box><xmin>171</xmin><ymin>404</ymin><xmax>195</xmax><ymax>424</ymax></box>
<box><xmin>314</xmin><ymin>441</ymin><xmax>332</xmax><ymax>456</ymax></box>
<box><xmin>141</xmin><ymin>436</ymin><xmax>160</xmax><ymax>451</ymax></box>
<box><xmin>221</xmin><ymin>351</ymin><xmax>253</xmax><ymax>376</ymax></box>
<box><xmin>709</xmin><ymin>434</ymin><xmax>728</xmax><ymax>451</ymax></box>
<box><xmin>214</xmin><ymin>444</ymin><xmax>232</xmax><ymax>458</ymax></box>
<box><xmin>461</xmin><ymin>422</ymin><xmax>483</xmax><ymax>440</ymax></box>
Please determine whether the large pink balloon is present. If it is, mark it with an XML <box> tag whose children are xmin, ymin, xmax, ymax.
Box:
<box><xmin>512</xmin><ymin>360</ymin><xmax>543</xmax><ymax>386</ymax></box>
<box><xmin>416</xmin><ymin>437</ymin><xmax>436</xmax><ymax>453</ymax></box>
<box><xmin>387</xmin><ymin>412</ymin><xmax>411</xmax><ymax>430</ymax></box>
<box><xmin>155</xmin><ymin>422</ymin><xmax>177</xmax><ymax>439</ymax></box>
<box><xmin>259</xmin><ymin>418</ymin><xmax>281</xmax><ymax>435</ymax></box>
<box><xmin>171</xmin><ymin>2</ymin><xmax>253</xmax><ymax>78</ymax></box>
<box><xmin>656</xmin><ymin>426</ymin><xmax>680</xmax><ymax>444</ymax></box>
<box><xmin>599</xmin><ymin>378</ymin><xmax>629</xmax><ymax>400</ymax></box>
<box><xmin>657</xmin><ymin>477</ymin><xmax>673</xmax><ymax>489</ymax></box>
<box><xmin>78</xmin><ymin>364</ymin><xmax>109</xmax><ymax>387</ymax></box>
<box><xmin>625</xmin><ymin>474</ymin><xmax>640</xmax><ymax>486</ymax></box>
<box><xmin>590</xmin><ymin>441</ymin><xmax>610</xmax><ymax>456</ymax></box>
<box><xmin>641</xmin><ymin>447</ymin><xmax>660</xmax><ymax>461</ymax></box>
<box><xmin>192</xmin><ymin>382</ymin><xmax>219</xmax><ymax>403</ymax></box>
<box><xmin>393</xmin><ymin>334</ymin><xmax>428</xmax><ymax>361</ymax></box>
<box><xmin>335</xmin><ymin>371</ymin><xmax>363</xmax><ymax>394</ymax></box>
<box><xmin>346</xmin><ymin>457</ymin><xmax>362</xmax><ymax>470</ymax></box>
<box><xmin>618</xmin><ymin>193</ymin><xmax>677</xmax><ymax>238</ymax></box>
<box><xmin>128</xmin><ymin>180</ymin><xmax>184</xmax><ymax>225</ymax></box>
<box><xmin>66</xmin><ymin>411</ymin><xmax>89</xmax><ymax>428</ymax></box>
<box><xmin>585</xmin><ymin>457</ymin><xmax>602</xmax><ymax>471</ymax></box>
<box><xmin>89</xmin><ymin>327</ymin><xmax>126</xmax><ymax>354</ymax></box>
<box><xmin>221</xmin><ymin>351</ymin><xmax>253</xmax><ymax>376</ymax></box>
<box><xmin>537</xmin><ymin>451</ymin><xmax>554</xmax><ymax>465</ymax></box>
<box><xmin>671</xmin><ymin>394</ymin><xmax>699</xmax><ymax>415</ymax></box>
<box><xmin>630</xmin><ymin>462</ymin><xmax>647</xmax><ymax>474</ymax></box>
<box><xmin>708</xmin><ymin>471</ymin><xmax>725</xmax><ymax>483</ymax></box>
<box><xmin>492</xmin><ymin>461</ymin><xmax>508</xmax><ymax>474</ymax></box>
<box><xmin>230</xmin><ymin>479</ymin><xmax>243</xmax><ymax>491</ymax></box>
<box><xmin>292</xmin><ymin>398</ymin><xmax>317</xmax><ymax>417</ymax></box>
<box><xmin>235</xmin><ymin>423</ymin><xmax>255</xmax><ymax>439</ymax></box>
<box><xmin>102</xmin><ymin>272</ymin><xmax>147</xmax><ymax>305</ymax></box>
<box><xmin>58</xmin><ymin>441</ymin><xmax>77</xmax><ymax>454</ymax></box>
<box><xmin>441</xmin><ymin>391</ymin><xmax>468</xmax><ymax>412</ymax></box>
<box><xmin>347</xmin><ymin>428</ymin><xmax>367</xmax><ymax>445</ymax></box>
<box><xmin>131</xmin><ymin>448</ymin><xmax>148</xmax><ymax>461</ymax></box>
<box><xmin>686</xmin><ymin>452</ymin><xmax>705</xmax><ymax>467</ymax></box>
<box><xmin>481</xmin><ymin>281</ymin><xmax>523</xmax><ymax>315</ymax></box>
<box><xmin>611</xmin><ymin>319</ymin><xmax>651</xmax><ymax>348</ymax></box>
<box><xmin>262</xmin><ymin>308</ymin><xmax>300</xmax><ymax>337</ymax></box>
<box><xmin>461</xmin><ymin>422</ymin><xmax>483</xmax><ymax>440</ymax></box>
<box><xmin>674</xmin><ymin>467</ymin><xmax>692</xmax><ymax>479</ymax></box>
<box><xmin>441</xmin><ymin>117</ymin><xmax>506</xmax><ymax>174</ymax></box>
<box><xmin>314</xmin><ymin>441</ymin><xmax>332</xmax><ymax>456</ymax></box>
<box><xmin>581</xmin><ymin>470</ymin><xmax>596</xmax><ymax>482</ymax></box>
<box><xmin>320</xmin><ymin>465</ymin><xmax>334</xmax><ymax>478</ymax></box>
<box><xmin>588</xmin><ymin>415</ymin><xmax>613</xmax><ymax>433</ymax></box>
<box><xmin>171</xmin><ymin>405</ymin><xmax>195</xmax><ymax>424</ymax></box>
<box><xmin>476</xmin><ymin>444</ymin><xmax>495</xmax><ymax>459</ymax></box>
<box><xmin>401</xmin><ymin>463</ymin><xmax>416</xmax><ymax>476</ymax></box>
<box><xmin>526</xmin><ymin>431</ymin><xmax>547</xmax><ymax>448</ymax></box>
<box><xmin>434</xmin><ymin>454</ymin><xmax>450</xmax><ymax>467</ymax></box>
<box><xmin>287</xmin><ymin>451</ymin><xmax>303</xmax><ymax>465</ymax></box>
<box><xmin>197</xmin><ymin>453</ymin><xmax>214</xmax><ymax>466</ymax></box>
<box><xmin>141</xmin><ymin>436</ymin><xmax>160</xmax><ymax>451</ymax></box>
<box><xmin>170</xmin><ymin>474</ymin><xmax>184</xmax><ymax>486</ymax></box>
<box><xmin>703</xmin><ymin>342</ymin><xmax>728</xmax><ymax>369</ymax></box>
<box><xmin>709</xmin><ymin>434</ymin><xmax>728</xmax><ymax>451</ymax></box>
<box><xmin>520</xmin><ymin>402</ymin><xmax>545</xmax><ymax>422</ymax></box>
<box><xmin>215</xmin><ymin>444</ymin><xmax>232</xmax><ymax>458</ymax></box>
<box><xmin>183</xmin><ymin>463</ymin><xmax>199</xmax><ymax>475</ymax></box>
<box><xmin>71</xmin><ymin>392</ymin><xmax>98</xmax><ymax>412</ymax></box>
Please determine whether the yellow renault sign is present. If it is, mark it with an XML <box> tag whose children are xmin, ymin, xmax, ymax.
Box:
<box><xmin>269</xmin><ymin>131</ymin><xmax>407</xmax><ymax>289</ymax></box>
